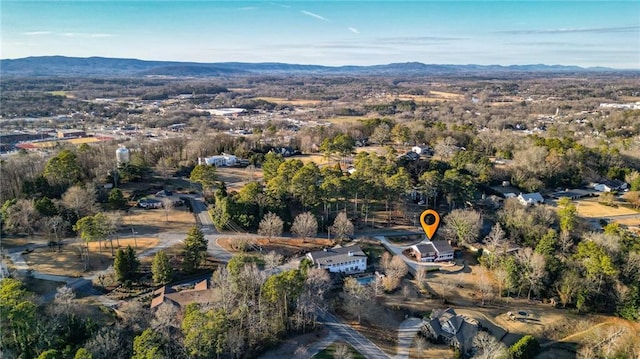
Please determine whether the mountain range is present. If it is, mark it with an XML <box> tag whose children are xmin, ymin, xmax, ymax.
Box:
<box><xmin>0</xmin><ymin>56</ymin><xmax>628</xmax><ymax>78</ymax></box>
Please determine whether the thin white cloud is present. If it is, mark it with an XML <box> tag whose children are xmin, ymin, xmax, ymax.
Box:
<box><xmin>59</xmin><ymin>33</ymin><xmax>114</xmax><ymax>38</ymax></box>
<box><xmin>301</xmin><ymin>10</ymin><xmax>329</xmax><ymax>22</ymax></box>
<box><xmin>23</xmin><ymin>31</ymin><xmax>51</xmax><ymax>36</ymax></box>
<box><xmin>238</xmin><ymin>6</ymin><xmax>257</xmax><ymax>11</ymax></box>
<box><xmin>497</xmin><ymin>26</ymin><xmax>640</xmax><ymax>35</ymax></box>
<box><xmin>348</xmin><ymin>27</ymin><xmax>360</xmax><ymax>34</ymax></box>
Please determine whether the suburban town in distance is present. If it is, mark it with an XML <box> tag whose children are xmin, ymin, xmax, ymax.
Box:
<box><xmin>1</xmin><ymin>1</ymin><xmax>640</xmax><ymax>359</ymax></box>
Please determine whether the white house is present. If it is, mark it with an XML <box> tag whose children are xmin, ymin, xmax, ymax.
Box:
<box><xmin>594</xmin><ymin>180</ymin><xmax>627</xmax><ymax>193</ymax></box>
<box><xmin>306</xmin><ymin>245</ymin><xmax>367</xmax><ymax>273</ymax></box>
<box><xmin>411</xmin><ymin>145</ymin><xmax>433</xmax><ymax>155</ymax></box>
<box><xmin>517</xmin><ymin>192</ymin><xmax>544</xmax><ymax>206</ymax></box>
<box><xmin>198</xmin><ymin>154</ymin><xmax>237</xmax><ymax>167</ymax></box>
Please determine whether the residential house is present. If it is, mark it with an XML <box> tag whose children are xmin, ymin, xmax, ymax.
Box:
<box><xmin>594</xmin><ymin>180</ymin><xmax>628</xmax><ymax>193</ymax></box>
<box><xmin>198</xmin><ymin>154</ymin><xmax>237</xmax><ymax>167</ymax></box>
<box><xmin>150</xmin><ymin>279</ymin><xmax>218</xmax><ymax>310</ymax></box>
<box><xmin>517</xmin><ymin>192</ymin><xmax>544</xmax><ymax>206</ymax></box>
<box><xmin>306</xmin><ymin>245</ymin><xmax>367</xmax><ymax>273</ymax></box>
<box><xmin>411</xmin><ymin>145</ymin><xmax>433</xmax><ymax>156</ymax></box>
<box><xmin>422</xmin><ymin>308</ymin><xmax>479</xmax><ymax>354</ymax></box>
<box><xmin>551</xmin><ymin>189</ymin><xmax>594</xmax><ymax>200</ymax></box>
<box><xmin>411</xmin><ymin>240</ymin><xmax>454</xmax><ymax>262</ymax></box>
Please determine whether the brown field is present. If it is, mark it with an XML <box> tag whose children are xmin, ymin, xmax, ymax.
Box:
<box><xmin>23</xmin><ymin>237</ymin><xmax>158</xmax><ymax>277</ymax></box>
<box><xmin>255</xmin><ymin>97</ymin><xmax>323</xmax><ymax>106</ymax></box>
<box><xmin>575</xmin><ymin>199</ymin><xmax>638</xmax><ymax>218</ymax></box>
<box><xmin>614</xmin><ymin>217</ymin><xmax>640</xmax><ymax>227</ymax></box>
<box><xmin>218</xmin><ymin>236</ymin><xmax>333</xmax><ymax>258</ymax></box>
<box><xmin>620</xmin><ymin>96</ymin><xmax>640</xmax><ymax>102</ymax></box>
<box><xmin>429</xmin><ymin>90</ymin><xmax>464</xmax><ymax>99</ymax></box>
<box><xmin>388</xmin><ymin>95</ymin><xmax>445</xmax><ymax>103</ymax></box>
<box><xmin>325</xmin><ymin>116</ymin><xmax>371</xmax><ymax>124</ymax></box>
<box><xmin>216</xmin><ymin>166</ymin><xmax>263</xmax><ymax>191</ymax></box>
<box><xmin>124</xmin><ymin>207</ymin><xmax>196</xmax><ymax>233</ymax></box>
<box><xmin>410</xmin><ymin>340</ymin><xmax>452</xmax><ymax>359</ymax></box>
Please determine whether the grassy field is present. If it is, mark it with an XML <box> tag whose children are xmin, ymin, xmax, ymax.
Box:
<box><xmin>575</xmin><ymin>198</ymin><xmax>638</xmax><ymax>218</ymax></box>
<box><xmin>23</xmin><ymin>237</ymin><xmax>159</xmax><ymax>277</ymax></box>
<box><xmin>125</xmin><ymin>207</ymin><xmax>196</xmax><ymax>233</ymax></box>
<box><xmin>216</xmin><ymin>167</ymin><xmax>263</xmax><ymax>191</ymax></box>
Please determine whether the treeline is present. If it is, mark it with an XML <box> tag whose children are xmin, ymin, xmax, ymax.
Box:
<box><xmin>0</xmin><ymin>255</ymin><xmax>331</xmax><ymax>358</ymax></box>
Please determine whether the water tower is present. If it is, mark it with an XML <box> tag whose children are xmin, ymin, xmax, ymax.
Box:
<box><xmin>116</xmin><ymin>146</ymin><xmax>130</xmax><ymax>165</ymax></box>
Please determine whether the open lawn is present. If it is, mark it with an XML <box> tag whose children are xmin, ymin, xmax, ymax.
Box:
<box><xmin>218</xmin><ymin>236</ymin><xmax>333</xmax><ymax>258</ymax></box>
<box><xmin>124</xmin><ymin>208</ymin><xmax>195</xmax><ymax>234</ymax></box>
<box><xmin>575</xmin><ymin>198</ymin><xmax>638</xmax><ymax>218</ymax></box>
<box><xmin>23</xmin><ymin>237</ymin><xmax>158</xmax><ymax>277</ymax></box>
<box><xmin>216</xmin><ymin>167</ymin><xmax>263</xmax><ymax>191</ymax></box>
<box><xmin>409</xmin><ymin>339</ymin><xmax>452</xmax><ymax>359</ymax></box>
<box><xmin>255</xmin><ymin>97</ymin><xmax>323</xmax><ymax>106</ymax></box>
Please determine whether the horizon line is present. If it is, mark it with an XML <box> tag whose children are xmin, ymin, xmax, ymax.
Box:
<box><xmin>2</xmin><ymin>55</ymin><xmax>639</xmax><ymax>71</ymax></box>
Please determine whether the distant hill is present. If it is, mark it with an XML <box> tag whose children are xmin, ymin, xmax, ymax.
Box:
<box><xmin>0</xmin><ymin>56</ymin><xmax>629</xmax><ymax>78</ymax></box>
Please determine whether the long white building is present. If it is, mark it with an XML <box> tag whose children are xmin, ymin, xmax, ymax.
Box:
<box><xmin>306</xmin><ymin>245</ymin><xmax>367</xmax><ymax>273</ymax></box>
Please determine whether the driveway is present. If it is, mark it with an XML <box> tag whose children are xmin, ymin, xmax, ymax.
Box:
<box><xmin>394</xmin><ymin>317</ymin><xmax>423</xmax><ymax>359</ymax></box>
<box><xmin>316</xmin><ymin>309</ymin><xmax>390</xmax><ymax>359</ymax></box>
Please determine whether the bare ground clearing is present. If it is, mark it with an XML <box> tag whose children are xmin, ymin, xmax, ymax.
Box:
<box><xmin>575</xmin><ymin>198</ymin><xmax>638</xmax><ymax>218</ymax></box>
<box><xmin>23</xmin><ymin>237</ymin><xmax>158</xmax><ymax>277</ymax></box>
<box><xmin>217</xmin><ymin>236</ymin><xmax>333</xmax><ymax>258</ymax></box>
<box><xmin>216</xmin><ymin>166</ymin><xmax>263</xmax><ymax>191</ymax></box>
<box><xmin>254</xmin><ymin>97</ymin><xmax>323</xmax><ymax>106</ymax></box>
<box><xmin>124</xmin><ymin>208</ymin><xmax>195</xmax><ymax>234</ymax></box>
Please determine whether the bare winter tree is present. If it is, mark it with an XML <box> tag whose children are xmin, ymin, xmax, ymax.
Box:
<box><xmin>291</xmin><ymin>211</ymin><xmax>318</xmax><ymax>241</ymax></box>
<box><xmin>263</xmin><ymin>251</ymin><xmax>283</xmax><ymax>273</ymax></box>
<box><xmin>442</xmin><ymin>208</ymin><xmax>482</xmax><ymax>246</ymax></box>
<box><xmin>257</xmin><ymin>212</ymin><xmax>284</xmax><ymax>242</ymax></box>
<box><xmin>3</xmin><ymin>199</ymin><xmax>38</xmax><ymax>236</ymax></box>
<box><xmin>342</xmin><ymin>277</ymin><xmax>373</xmax><ymax>323</ymax></box>
<box><xmin>333</xmin><ymin>343</ymin><xmax>354</xmax><ymax>359</ymax></box>
<box><xmin>62</xmin><ymin>185</ymin><xmax>98</xmax><ymax>218</ymax></box>
<box><xmin>330</xmin><ymin>212</ymin><xmax>354</xmax><ymax>242</ymax></box>
<box><xmin>415</xmin><ymin>267</ymin><xmax>428</xmax><ymax>293</ymax></box>
<box><xmin>381</xmin><ymin>253</ymin><xmax>408</xmax><ymax>291</ymax></box>
<box><xmin>372</xmin><ymin>275</ymin><xmax>385</xmax><ymax>297</ymax></box>
<box><xmin>161</xmin><ymin>197</ymin><xmax>174</xmax><ymax>222</ymax></box>
<box><xmin>46</xmin><ymin>215</ymin><xmax>68</xmax><ymax>250</ymax></box>
<box><xmin>476</xmin><ymin>267</ymin><xmax>494</xmax><ymax>306</ymax></box>
<box><xmin>515</xmin><ymin>248</ymin><xmax>547</xmax><ymax>299</ymax></box>
<box><xmin>473</xmin><ymin>332</ymin><xmax>508</xmax><ymax>359</ymax></box>
<box><xmin>434</xmin><ymin>136</ymin><xmax>458</xmax><ymax>159</ymax></box>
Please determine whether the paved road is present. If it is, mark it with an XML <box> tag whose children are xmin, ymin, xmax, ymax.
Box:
<box><xmin>316</xmin><ymin>309</ymin><xmax>390</xmax><ymax>359</ymax></box>
<box><xmin>186</xmin><ymin>196</ymin><xmax>235</xmax><ymax>263</ymax></box>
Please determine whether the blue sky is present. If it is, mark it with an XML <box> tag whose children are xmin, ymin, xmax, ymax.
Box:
<box><xmin>2</xmin><ymin>1</ymin><xmax>639</xmax><ymax>68</ymax></box>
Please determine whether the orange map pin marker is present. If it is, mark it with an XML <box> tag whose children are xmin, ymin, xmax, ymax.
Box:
<box><xmin>420</xmin><ymin>209</ymin><xmax>440</xmax><ymax>240</ymax></box>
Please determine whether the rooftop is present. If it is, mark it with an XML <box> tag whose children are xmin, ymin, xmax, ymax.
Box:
<box><xmin>307</xmin><ymin>245</ymin><xmax>366</xmax><ymax>265</ymax></box>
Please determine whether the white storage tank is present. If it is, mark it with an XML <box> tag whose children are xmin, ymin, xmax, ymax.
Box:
<box><xmin>116</xmin><ymin>147</ymin><xmax>130</xmax><ymax>164</ymax></box>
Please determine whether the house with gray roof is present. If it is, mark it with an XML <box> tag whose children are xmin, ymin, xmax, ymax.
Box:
<box><xmin>411</xmin><ymin>240</ymin><xmax>454</xmax><ymax>262</ymax></box>
<box><xmin>423</xmin><ymin>308</ymin><xmax>479</xmax><ymax>354</ymax></box>
<box><xmin>306</xmin><ymin>245</ymin><xmax>367</xmax><ymax>273</ymax></box>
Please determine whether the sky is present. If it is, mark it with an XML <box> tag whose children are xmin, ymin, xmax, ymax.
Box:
<box><xmin>1</xmin><ymin>1</ymin><xmax>639</xmax><ymax>68</ymax></box>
